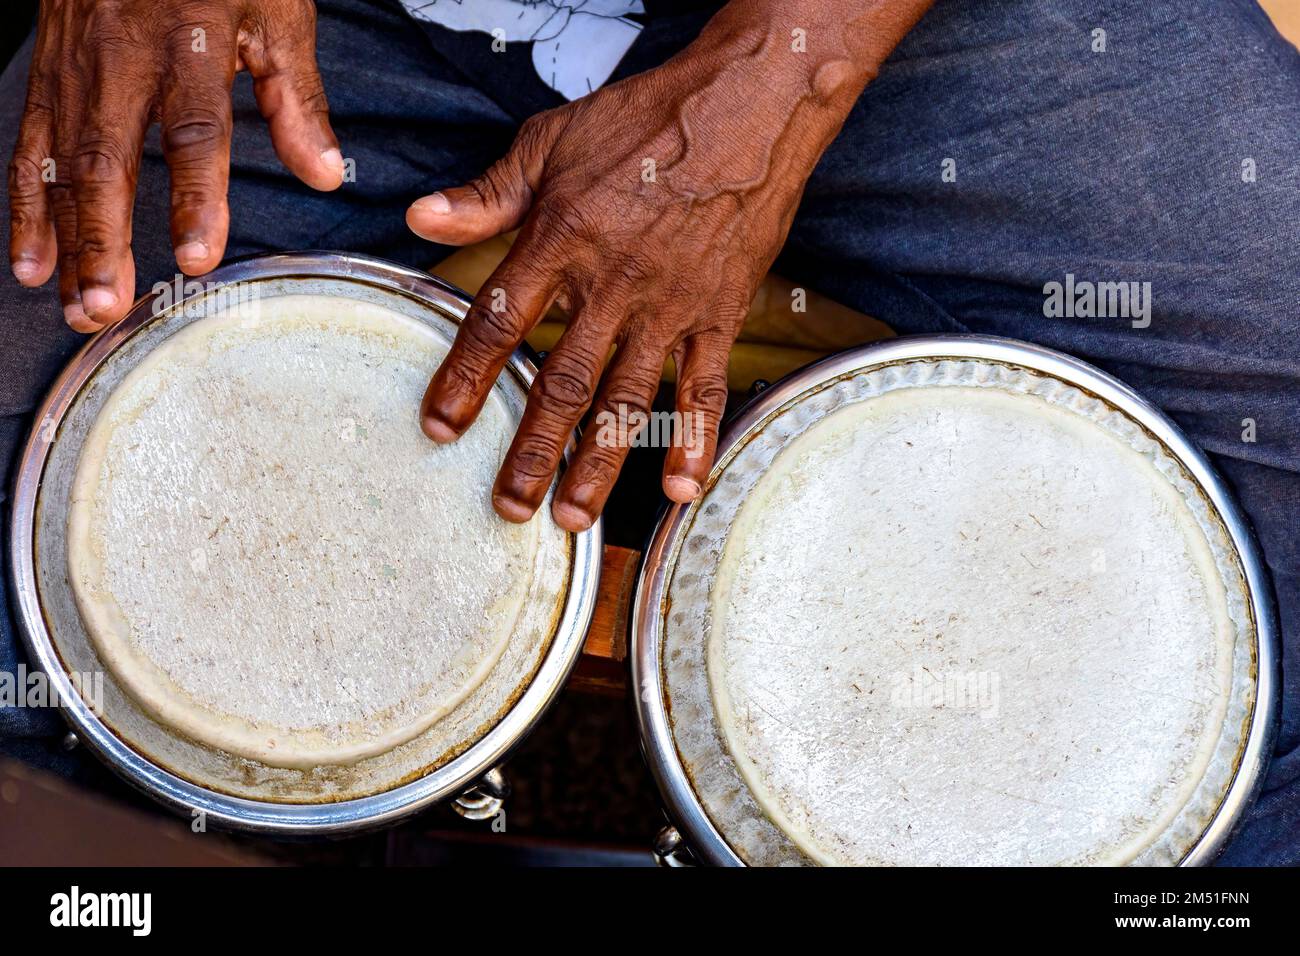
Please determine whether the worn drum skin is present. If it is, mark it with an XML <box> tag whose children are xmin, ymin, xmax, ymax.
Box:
<box><xmin>8</xmin><ymin>253</ymin><xmax>602</xmax><ymax>834</ymax></box>
<box><xmin>633</xmin><ymin>337</ymin><xmax>1278</xmax><ymax>867</ymax></box>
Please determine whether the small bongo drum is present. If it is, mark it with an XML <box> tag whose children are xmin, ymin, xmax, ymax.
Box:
<box><xmin>9</xmin><ymin>253</ymin><xmax>600</xmax><ymax>833</ymax></box>
<box><xmin>633</xmin><ymin>336</ymin><xmax>1278</xmax><ymax>866</ymax></box>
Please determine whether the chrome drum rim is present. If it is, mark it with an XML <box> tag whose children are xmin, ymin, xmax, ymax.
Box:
<box><xmin>631</xmin><ymin>334</ymin><xmax>1279</xmax><ymax>867</ymax></box>
<box><xmin>8</xmin><ymin>251</ymin><xmax>603</xmax><ymax>835</ymax></box>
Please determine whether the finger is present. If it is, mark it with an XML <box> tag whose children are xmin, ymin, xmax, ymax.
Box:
<box><xmin>8</xmin><ymin>72</ymin><xmax>57</xmax><ymax>286</ymax></box>
<box><xmin>552</xmin><ymin>334</ymin><xmax>669</xmax><ymax>531</ymax></box>
<box><xmin>242</xmin><ymin>13</ymin><xmax>344</xmax><ymax>191</ymax></box>
<box><xmin>52</xmin><ymin>184</ymin><xmax>96</xmax><ymax>332</ymax></box>
<box><xmin>72</xmin><ymin>67</ymin><xmax>150</xmax><ymax>325</ymax></box>
<box><xmin>50</xmin><ymin>137</ymin><xmax>91</xmax><ymax>329</ymax></box>
<box><xmin>492</xmin><ymin>304</ymin><xmax>622</xmax><ymax>523</ymax></box>
<box><xmin>407</xmin><ymin>116</ymin><xmax>555</xmax><ymax>247</ymax></box>
<box><xmin>161</xmin><ymin>32</ymin><xmax>235</xmax><ymax>275</ymax></box>
<box><xmin>662</xmin><ymin>332</ymin><xmax>731</xmax><ymax>502</ymax></box>
<box><xmin>421</xmin><ymin>245</ymin><xmax>560</xmax><ymax>442</ymax></box>
<box><xmin>49</xmin><ymin>47</ymin><xmax>95</xmax><ymax>332</ymax></box>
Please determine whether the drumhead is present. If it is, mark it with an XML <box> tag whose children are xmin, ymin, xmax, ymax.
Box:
<box><xmin>23</xmin><ymin>262</ymin><xmax>588</xmax><ymax>814</ymax></box>
<box><xmin>67</xmin><ymin>294</ymin><xmax>561</xmax><ymax>770</ymax></box>
<box><xmin>655</xmin><ymin>352</ymin><xmax>1262</xmax><ymax>866</ymax></box>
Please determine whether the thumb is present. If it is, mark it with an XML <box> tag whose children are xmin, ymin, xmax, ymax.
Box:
<box><xmin>407</xmin><ymin>117</ymin><xmax>553</xmax><ymax>247</ymax></box>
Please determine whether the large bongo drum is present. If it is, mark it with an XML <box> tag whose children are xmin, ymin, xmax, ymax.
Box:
<box><xmin>9</xmin><ymin>253</ymin><xmax>601</xmax><ymax>833</ymax></box>
<box><xmin>633</xmin><ymin>337</ymin><xmax>1278</xmax><ymax>866</ymax></box>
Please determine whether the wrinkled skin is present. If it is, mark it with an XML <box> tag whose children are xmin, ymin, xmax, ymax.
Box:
<box><xmin>408</xmin><ymin>2</ymin><xmax>927</xmax><ymax>530</ymax></box>
<box><xmin>9</xmin><ymin>0</ymin><xmax>930</xmax><ymax>530</ymax></box>
<box><xmin>410</xmin><ymin>43</ymin><xmax>805</xmax><ymax>531</ymax></box>
<box><xmin>8</xmin><ymin>0</ymin><xmax>342</xmax><ymax>332</ymax></box>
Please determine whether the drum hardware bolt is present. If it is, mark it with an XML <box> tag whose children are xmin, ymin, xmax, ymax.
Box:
<box><xmin>746</xmin><ymin>379</ymin><xmax>771</xmax><ymax>399</ymax></box>
<box><xmin>652</xmin><ymin>825</ymin><xmax>696</xmax><ymax>867</ymax></box>
<box><xmin>451</xmin><ymin>766</ymin><xmax>510</xmax><ymax>821</ymax></box>
<box><xmin>60</xmin><ymin>731</ymin><xmax>79</xmax><ymax>752</ymax></box>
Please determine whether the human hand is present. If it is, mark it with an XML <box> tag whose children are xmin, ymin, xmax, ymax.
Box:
<box><xmin>8</xmin><ymin>0</ymin><xmax>344</xmax><ymax>331</ymax></box>
<box><xmin>408</xmin><ymin>2</ymin><xmax>907</xmax><ymax>531</ymax></box>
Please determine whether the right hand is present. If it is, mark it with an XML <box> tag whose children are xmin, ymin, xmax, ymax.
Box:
<box><xmin>8</xmin><ymin>0</ymin><xmax>344</xmax><ymax>332</ymax></box>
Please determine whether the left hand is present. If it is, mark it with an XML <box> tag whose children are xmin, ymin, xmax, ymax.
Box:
<box><xmin>407</xmin><ymin>1</ymin><xmax>919</xmax><ymax>531</ymax></box>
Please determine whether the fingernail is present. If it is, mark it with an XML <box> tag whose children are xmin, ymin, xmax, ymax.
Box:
<box><xmin>63</xmin><ymin>301</ymin><xmax>99</xmax><ymax>333</ymax></box>
<box><xmin>12</xmin><ymin>259</ymin><xmax>39</xmax><ymax>283</ymax></box>
<box><xmin>664</xmin><ymin>475</ymin><xmax>702</xmax><ymax>502</ymax></box>
<box><xmin>421</xmin><ymin>413</ymin><xmax>459</xmax><ymax>443</ymax></box>
<box><xmin>552</xmin><ymin>501</ymin><xmax>593</xmax><ymax>532</ymax></box>
<box><xmin>81</xmin><ymin>287</ymin><xmax>118</xmax><ymax>318</ymax></box>
<box><xmin>412</xmin><ymin>192</ymin><xmax>452</xmax><ymax>215</ymax></box>
<box><xmin>175</xmin><ymin>240</ymin><xmax>209</xmax><ymax>272</ymax></box>
<box><xmin>493</xmin><ymin>494</ymin><xmax>534</xmax><ymax>524</ymax></box>
<box><xmin>320</xmin><ymin>147</ymin><xmax>344</xmax><ymax>174</ymax></box>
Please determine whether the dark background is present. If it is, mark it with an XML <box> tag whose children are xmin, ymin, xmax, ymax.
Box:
<box><xmin>2</xmin><ymin>5</ymin><xmax>36</xmax><ymax>74</ymax></box>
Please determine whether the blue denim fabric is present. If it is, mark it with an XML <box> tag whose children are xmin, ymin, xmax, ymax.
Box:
<box><xmin>1</xmin><ymin>0</ymin><xmax>1296</xmax><ymax>863</ymax></box>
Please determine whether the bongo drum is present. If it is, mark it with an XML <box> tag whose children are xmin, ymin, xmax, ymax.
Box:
<box><xmin>632</xmin><ymin>336</ymin><xmax>1278</xmax><ymax>866</ymax></box>
<box><xmin>9</xmin><ymin>253</ymin><xmax>601</xmax><ymax>833</ymax></box>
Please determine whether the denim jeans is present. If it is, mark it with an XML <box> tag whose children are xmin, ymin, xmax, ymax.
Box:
<box><xmin>1</xmin><ymin>0</ymin><xmax>1296</xmax><ymax>864</ymax></box>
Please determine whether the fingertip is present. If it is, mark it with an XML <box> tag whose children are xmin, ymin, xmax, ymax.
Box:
<box><xmin>493</xmin><ymin>493</ymin><xmax>535</xmax><ymax>524</ymax></box>
<box><xmin>406</xmin><ymin>192</ymin><xmax>454</xmax><ymax>240</ymax></box>
<box><xmin>420</xmin><ymin>412</ymin><xmax>460</xmax><ymax>444</ymax></box>
<box><xmin>315</xmin><ymin>147</ymin><xmax>345</xmax><ymax>191</ymax></box>
<box><xmin>12</xmin><ymin>257</ymin><xmax>52</xmax><ymax>287</ymax></box>
<box><xmin>63</xmin><ymin>300</ymin><xmax>103</xmax><ymax>334</ymax></box>
<box><xmin>285</xmin><ymin>144</ymin><xmax>345</xmax><ymax>192</ymax></box>
<box><xmin>411</xmin><ymin>192</ymin><xmax>452</xmax><ymax>216</ymax></box>
<box><xmin>80</xmin><ymin>286</ymin><xmax>120</xmax><ymax>322</ymax></box>
<box><xmin>175</xmin><ymin>240</ymin><xmax>214</xmax><ymax>276</ymax></box>
<box><xmin>551</xmin><ymin>499</ymin><xmax>594</xmax><ymax>532</ymax></box>
<box><xmin>664</xmin><ymin>474</ymin><xmax>702</xmax><ymax>503</ymax></box>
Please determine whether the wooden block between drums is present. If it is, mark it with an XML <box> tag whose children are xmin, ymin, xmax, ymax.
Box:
<box><xmin>569</xmin><ymin>545</ymin><xmax>640</xmax><ymax>695</ymax></box>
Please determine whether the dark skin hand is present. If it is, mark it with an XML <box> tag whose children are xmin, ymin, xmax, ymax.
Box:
<box><xmin>8</xmin><ymin>0</ymin><xmax>343</xmax><ymax>332</ymax></box>
<box><xmin>409</xmin><ymin>0</ymin><xmax>933</xmax><ymax>531</ymax></box>
<box><xmin>8</xmin><ymin>0</ymin><xmax>931</xmax><ymax>531</ymax></box>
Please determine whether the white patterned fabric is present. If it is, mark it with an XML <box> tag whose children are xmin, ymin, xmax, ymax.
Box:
<box><xmin>400</xmin><ymin>0</ymin><xmax>645</xmax><ymax>100</ymax></box>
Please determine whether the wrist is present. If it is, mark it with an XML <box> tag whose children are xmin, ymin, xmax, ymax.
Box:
<box><xmin>695</xmin><ymin>0</ymin><xmax>935</xmax><ymax>106</ymax></box>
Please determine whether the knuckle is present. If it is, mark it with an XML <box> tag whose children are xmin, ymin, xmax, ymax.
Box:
<box><xmin>531</xmin><ymin>196</ymin><xmax>596</xmax><ymax>246</ymax></box>
<box><xmin>679</xmin><ymin>372</ymin><xmax>729</xmax><ymax>413</ymax></box>
<box><xmin>507</xmin><ymin>435</ymin><xmax>559</xmax><ymax>483</ymax></box>
<box><xmin>76</xmin><ymin>228</ymin><xmax>116</xmax><ymax>258</ymax></box>
<box><xmin>434</xmin><ymin>361</ymin><xmax>483</xmax><ymax>407</ymax></box>
<box><xmin>535</xmin><ymin>360</ymin><xmax>596</xmax><ymax>416</ymax></box>
<box><xmin>572</xmin><ymin>448</ymin><xmax>621</xmax><ymax>488</ymax></box>
<box><xmin>465</xmin><ymin>299</ymin><xmax>524</xmax><ymax>350</ymax></box>
<box><xmin>72</xmin><ymin>139</ymin><xmax>129</xmax><ymax>187</ymax></box>
<box><xmin>162</xmin><ymin>106</ymin><xmax>228</xmax><ymax>156</ymax></box>
<box><xmin>8</xmin><ymin>154</ymin><xmax>45</xmax><ymax>198</ymax></box>
<box><xmin>604</xmin><ymin>360</ymin><xmax>662</xmax><ymax>408</ymax></box>
<box><xmin>48</xmin><ymin>182</ymin><xmax>76</xmax><ymax>216</ymax></box>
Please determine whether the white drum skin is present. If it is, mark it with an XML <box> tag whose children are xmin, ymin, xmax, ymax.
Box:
<box><xmin>67</xmin><ymin>295</ymin><xmax>562</xmax><ymax>770</ymax></box>
<box><xmin>706</xmin><ymin>384</ymin><xmax>1235</xmax><ymax>866</ymax></box>
<box><xmin>635</xmin><ymin>340</ymin><xmax>1275</xmax><ymax>868</ymax></box>
<box><xmin>9</xmin><ymin>255</ymin><xmax>602</xmax><ymax>834</ymax></box>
